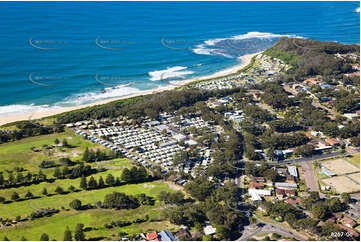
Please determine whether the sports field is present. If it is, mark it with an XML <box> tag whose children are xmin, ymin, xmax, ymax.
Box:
<box><xmin>321</xmin><ymin>158</ymin><xmax>359</xmax><ymax>175</ymax></box>
<box><xmin>322</xmin><ymin>176</ymin><xmax>360</xmax><ymax>193</ymax></box>
<box><xmin>347</xmin><ymin>172</ymin><xmax>360</xmax><ymax>184</ymax></box>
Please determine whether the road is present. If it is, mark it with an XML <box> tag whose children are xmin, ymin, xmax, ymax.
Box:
<box><xmin>238</xmin><ymin>223</ymin><xmax>307</xmax><ymax>241</ymax></box>
<box><xmin>301</xmin><ymin>160</ymin><xmax>319</xmax><ymax>193</ymax></box>
<box><xmin>284</xmin><ymin>152</ymin><xmax>342</xmax><ymax>164</ymax></box>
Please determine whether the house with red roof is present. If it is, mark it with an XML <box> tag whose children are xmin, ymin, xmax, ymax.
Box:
<box><xmin>324</xmin><ymin>138</ymin><xmax>341</xmax><ymax>146</ymax></box>
<box><xmin>146</xmin><ymin>232</ymin><xmax>160</xmax><ymax>241</ymax></box>
<box><xmin>343</xmin><ymin>216</ymin><xmax>357</xmax><ymax>228</ymax></box>
<box><xmin>335</xmin><ymin>224</ymin><xmax>359</xmax><ymax>238</ymax></box>
<box><xmin>249</xmin><ymin>181</ymin><xmax>265</xmax><ymax>189</ymax></box>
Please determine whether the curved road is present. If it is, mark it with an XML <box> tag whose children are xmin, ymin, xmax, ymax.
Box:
<box><xmin>238</xmin><ymin>223</ymin><xmax>308</xmax><ymax>241</ymax></box>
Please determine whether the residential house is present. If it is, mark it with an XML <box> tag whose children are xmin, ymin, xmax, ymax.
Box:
<box><xmin>287</xmin><ymin>166</ymin><xmax>298</xmax><ymax>177</ymax></box>
<box><xmin>276</xmin><ymin>189</ymin><xmax>286</xmax><ymax>200</ymax></box>
<box><xmin>249</xmin><ymin>182</ymin><xmax>265</xmax><ymax>189</ymax></box>
<box><xmin>343</xmin><ymin>217</ymin><xmax>357</xmax><ymax>228</ymax></box>
<box><xmin>203</xmin><ymin>222</ymin><xmax>216</xmax><ymax>236</ymax></box>
<box><xmin>147</xmin><ymin>232</ymin><xmax>160</xmax><ymax>241</ymax></box>
<box><xmin>286</xmin><ymin>175</ymin><xmax>296</xmax><ymax>183</ymax></box>
<box><xmin>248</xmin><ymin>189</ymin><xmax>272</xmax><ymax>201</ymax></box>
<box><xmin>175</xmin><ymin>229</ymin><xmax>191</xmax><ymax>240</ymax></box>
<box><xmin>303</xmin><ymin>78</ymin><xmax>320</xmax><ymax>86</ymax></box>
<box><xmin>335</xmin><ymin>224</ymin><xmax>359</xmax><ymax>238</ymax></box>
<box><xmin>324</xmin><ymin>138</ymin><xmax>341</xmax><ymax>147</ymax></box>
<box><xmin>251</xmin><ymin>177</ymin><xmax>266</xmax><ymax>183</ymax></box>
<box><xmin>285</xmin><ymin>197</ymin><xmax>302</xmax><ymax>206</ymax></box>
<box><xmin>275</xmin><ymin>182</ymin><xmax>298</xmax><ymax>190</ymax></box>
<box><xmin>158</xmin><ymin>230</ymin><xmax>177</xmax><ymax>241</ymax></box>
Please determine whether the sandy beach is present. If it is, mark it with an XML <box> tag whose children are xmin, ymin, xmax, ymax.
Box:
<box><xmin>0</xmin><ymin>52</ymin><xmax>259</xmax><ymax>126</ymax></box>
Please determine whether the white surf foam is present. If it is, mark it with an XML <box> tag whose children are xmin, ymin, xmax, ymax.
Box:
<box><xmin>58</xmin><ymin>85</ymin><xmax>140</xmax><ymax>106</ymax></box>
<box><xmin>0</xmin><ymin>85</ymin><xmax>141</xmax><ymax>117</ymax></box>
<box><xmin>148</xmin><ymin>66</ymin><xmax>194</xmax><ymax>81</ymax></box>
<box><xmin>0</xmin><ymin>104</ymin><xmax>61</xmax><ymax>116</ymax></box>
<box><xmin>192</xmin><ymin>31</ymin><xmax>303</xmax><ymax>57</ymax></box>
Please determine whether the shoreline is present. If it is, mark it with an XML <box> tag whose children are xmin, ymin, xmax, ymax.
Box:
<box><xmin>0</xmin><ymin>52</ymin><xmax>259</xmax><ymax>126</ymax></box>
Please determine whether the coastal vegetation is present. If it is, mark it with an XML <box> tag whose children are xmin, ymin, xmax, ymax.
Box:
<box><xmin>0</xmin><ymin>37</ymin><xmax>359</xmax><ymax>241</ymax></box>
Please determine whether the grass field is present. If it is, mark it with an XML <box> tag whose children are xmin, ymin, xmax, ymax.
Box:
<box><xmin>0</xmin><ymin>129</ymin><xmax>101</xmax><ymax>176</ymax></box>
<box><xmin>0</xmin><ymin>174</ymin><xmax>170</xmax><ymax>218</ymax></box>
<box><xmin>0</xmin><ymin>131</ymin><xmax>182</xmax><ymax>240</ymax></box>
<box><xmin>0</xmin><ymin>158</ymin><xmax>130</xmax><ymax>201</ymax></box>
<box><xmin>347</xmin><ymin>153</ymin><xmax>360</xmax><ymax>168</ymax></box>
<box><xmin>0</xmin><ymin>199</ymin><xmax>178</xmax><ymax>241</ymax></box>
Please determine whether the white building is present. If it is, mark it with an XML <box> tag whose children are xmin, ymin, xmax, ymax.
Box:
<box><xmin>248</xmin><ymin>189</ymin><xmax>272</xmax><ymax>201</ymax></box>
<box><xmin>287</xmin><ymin>166</ymin><xmax>298</xmax><ymax>177</ymax></box>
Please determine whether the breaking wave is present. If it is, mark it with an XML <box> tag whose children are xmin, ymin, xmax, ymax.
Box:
<box><xmin>148</xmin><ymin>66</ymin><xmax>194</xmax><ymax>81</ymax></box>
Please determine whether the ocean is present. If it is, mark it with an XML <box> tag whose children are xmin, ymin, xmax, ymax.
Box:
<box><xmin>0</xmin><ymin>1</ymin><xmax>359</xmax><ymax>117</ymax></box>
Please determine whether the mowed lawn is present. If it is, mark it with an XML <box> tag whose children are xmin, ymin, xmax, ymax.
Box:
<box><xmin>347</xmin><ymin>153</ymin><xmax>360</xmax><ymax>168</ymax></box>
<box><xmin>0</xmin><ymin>158</ymin><xmax>131</xmax><ymax>201</ymax></box>
<box><xmin>0</xmin><ymin>200</ymin><xmax>178</xmax><ymax>241</ymax></box>
<box><xmin>0</xmin><ymin>175</ymin><xmax>170</xmax><ymax>218</ymax></box>
<box><xmin>0</xmin><ymin>131</ymin><xmax>181</xmax><ymax>240</ymax></box>
<box><xmin>0</xmin><ymin>129</ymin><xmax>100</xmax><ymax>175</ymax></box>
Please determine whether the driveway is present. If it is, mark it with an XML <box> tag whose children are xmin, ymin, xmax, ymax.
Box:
<box><xmin>301</xmin><ymin>160</ymin><xmax>318</xmax><ymax>193</ymax></box>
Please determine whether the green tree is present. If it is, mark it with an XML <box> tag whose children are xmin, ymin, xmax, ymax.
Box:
<box><xmin>105</xmin><ymin>174</ymin><xmax>115</xmax><ymax>186</ymax></box>
<box><xmin>55</xmin><ymin>186</ymin><xmax>65</xmax><ymax>194</ymax></box>
<box><xmin>87</xmin><ymin>176</ymin><xmax>98</xmax><ymax>189</ymax></box>
<box><xmin>62</xmin><ymin>138</ymin><xmax>69</xmax><ymax>148</ymax></box>
<box><xmin>312</xmin><ymin>205</ymin><xmax>327</xmax><ymax>220</ymax></box>
<box><xmin>98</xmin><ymin>176</ymin><xmax>105</xmax><ymax>188</ymax></box>
<box><xmin>295</xmin><ymin>144</ymin><xmax>315</xmax><ymax>157</ymax></box>
<box><xmin>54</xmin><ymin>138</ymin><xmax>60</xmax><ymax>145</ymax></box>
<box><xmin>42</xmin><ymin>187</ymin><xmax>48</xmax><ymax>196</ymax></box>
<box><xmin>8</xmin><ymin>172</ymin><xmax>15</xmax><ymax>185</ymax></box>
<box><xmin>74</xmin><ymin>224</ymin><xmax>85</xmax><ymax>241</ymax></box>
<box><xmin>68</xmin><ymin>185</ymin><xmax>76</xmax><ymax>192</ymax></box>
<box><xmin>3</xmin><ymin>236</ymin><xmax>9</xmax><ymax>241</ymax></box>
<box><xmin>82</xmin><ymin>147</ymin><xmax>90</xmax><ymax>162</ymax></box>
<box><xmin>62</xmin><ymin>166</ymin><xmax>70</xmax><ymax>177</ymax></box>
<box><xmin>0</xmin><ymin>196</ymin><xmax>5</xmax><ymax>203</ymax></box>
<box><xmin>11</xmin><ymin>191</ymin><xmax>20</xmax><ymax>201</ymax></box>
<box><xmin>121</xmin><ymin>168</ymin><xmax>132</xmax><ymax>183</ymax></box>
<box><xmin>64</xmin><ymin>226</ymin><xmax>72</xmax><ymax>241</ymax></box>
<box><xmin>53</xmin><ymin>167</ymin><xmax>62</xmax><ymax>178</ymax></box>
<box><xmin>40</xmin><ymin>233</ymin><xmax>49</xmax><ymax>241</ymax></box>
<box><xmin>80</xmin><ymin>176</ymin><xmax>87</xmax><ymax>190</ymax></box>
<box><xmin>20</xmin><ymin>236</ymin><xmax>27</xmax><ymax>241</ymax></box>
<box><xmin>25</xmin><ymin>190</ymin><xmax>33</xmax><ymax>199</ymax></box>
<box><xmin>0</xmin><ymin>172</ymin><xmax>4</xmax><ymax>186</ymax></box>
<box><xmin>216</xmin><ymin>225</ymin><xmax>230</xmax><ymax>240</ymax></box>
<box><xmin>69</xmin><ymin>199</ymin><xmax>82</xmax><ymax>210</ymax></box>
<box><xmin>16</xmin><ymin>172</ymin><xmax>24</xmax><ymax>184</ymax></box>
<box><xmin>341</xmin><ymin>192</ymin><xmax>351</xmax><ymax>204</ymax></box>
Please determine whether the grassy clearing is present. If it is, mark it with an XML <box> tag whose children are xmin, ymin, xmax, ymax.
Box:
<box><xmin>0</xmin><ymin>129</ymin><xmax>100</xmax><ymax>174</ymax></box>
<box><xmin>0</xmin><ymin>178</ymin><xmax>169</xmax><ymax>219</ymax></box>
<box><xmin>0</xmin><ymin>158</ymin><xmax>131</xmax><ymax>200</ymax></box>
<box><xmin>0</xmin><ymin>202</ymin><xmax>178</xmax><ymax>241</ymax></box>
<box><xmin>347</xmin><ymin>153</ymin><xmax>360</xmax><ymax>168</ymax></box>
<box><xmin>0</xmin><ymin>131</ymin><xmax>183</xmax><ymax>239</ymax></box>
